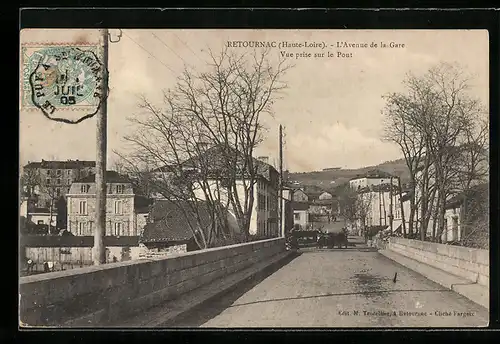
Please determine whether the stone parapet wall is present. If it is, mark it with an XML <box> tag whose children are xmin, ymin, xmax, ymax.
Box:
<box><xmin>387</xmin><ymin>237</ymin><xmax>489</xmax><ymax>287</ymax></box>
<box><xmin>20</xmin><ymin>237</ymin><xmax>286</xmax><ymax>327</ymax></box>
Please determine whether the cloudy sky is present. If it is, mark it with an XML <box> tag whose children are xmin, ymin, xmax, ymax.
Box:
<box><xmin>19</xmin><ymin>29</ymin><xmax>488</xmax><ymax>172</ymax></box>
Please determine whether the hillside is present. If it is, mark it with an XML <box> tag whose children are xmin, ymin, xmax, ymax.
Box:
<box><xmin>287</xmin><ymin>158</ymin><xmax>410</xmax><ymax>191</ymax></box>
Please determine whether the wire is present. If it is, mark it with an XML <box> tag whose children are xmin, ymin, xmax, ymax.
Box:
<box><xmin>172</xmin><ymin>32</ymin><xmax>204</xmax><ymax>62</ymax></box>
<box><xmin>122</xmin><ymin>31</ymin><xmax>177</xmax><ymax>75</ymax></box>
<box><xmin>151</xmin><ymin>32</ymin><xmax>192</xmax><ymax>69</ymax></box>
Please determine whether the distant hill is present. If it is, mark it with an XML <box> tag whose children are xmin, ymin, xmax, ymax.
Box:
<box><xmin>287</xmin><ymin>158</ymin><xmax>409</xmax><ymax>192</ymax></box>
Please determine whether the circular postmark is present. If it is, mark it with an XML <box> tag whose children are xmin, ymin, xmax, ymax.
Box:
<box><xmin>26</xmin><ymin>46</ymin><xmax>107</xmax><ymax>124</ymax></box>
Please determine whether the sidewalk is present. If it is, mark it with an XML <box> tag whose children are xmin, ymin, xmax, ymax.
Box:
<box><xmin>379</xmin><ymin>249</ymin><xmax>489</xmax><ymax>310</ymax></box>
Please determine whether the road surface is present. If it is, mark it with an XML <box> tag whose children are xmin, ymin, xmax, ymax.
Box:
<box><xmin>171</xmin><ymin>237</ymin><xmax>488</xmax><ymax>328</ymax></box>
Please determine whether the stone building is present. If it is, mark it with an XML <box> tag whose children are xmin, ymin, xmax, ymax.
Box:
<box><xmin>349</xmin><ymin>169</ymin><xmax>398</xmax><ymax>190</ymax></box>
<box><xmin>22</xmin><ymin>159</ymin><xmax>96</xmax><ymax>208</ymax></box>
<box><xmin>176</xmin><ymin>144</ymin><xmax>280</xmax><ymax>239</ymax></box>
<box><xmin>66</xmin><ymin>171</ymin><xmax>152</xmax><ymax>236</ymax></box>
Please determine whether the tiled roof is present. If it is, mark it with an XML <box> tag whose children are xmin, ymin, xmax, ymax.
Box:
<box><xmin>293</xmin><ymin>202</ymin><xmax>310</xmax><ymax>211</ymax></box>
<box><xmin>140</xmin><ymin>200</ymin><xmax>214</xmax><ymax>243</ymax></box>
<box><xmin>358</xmin><ymin>183</ymin><xmax>398</xmax><ymax>193</ymax></box>
<box><xmin>75</xmin><ymin>170</ymin><xmax>131</xmax><ymax>183</ymax></box>
<box><xmin>30</xmin><ymin>207</ymin><xmax>57</xmax><ymax>214</ymax></box>
<box><xmin>135</xmin><ymin>195</ymin><xmax>154</xmax><ymax>214</ymax></box>
<box><xmin>24</xmin><ymin>160</ymin><xmax>96</xmax><ymax>169</ymax></box>
<box><xmin>312</xmin><ymin>199</ymin><xmax>336</xmax><ymax>206</ymax></box>
<box><xmin>445</xmin><ymin>182</ymin><xmax>489</xmax><ymax>210</ymax></box>
<box><xmin>350</xmin><ymin>169</ymin><xmax>394</xmax><ymax>181</ymax></box>
<box><xmin>167</xmin><ymin>144</ymin><xmax>276</xmax><ymax>181</ymax></box>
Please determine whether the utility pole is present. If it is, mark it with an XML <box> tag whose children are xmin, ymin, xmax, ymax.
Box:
<box><xmin>389</xmin><ymin>176</ymin><xmax>394</xmax><ymax>234</ymax></box>
<box><xmin>279</xmin><ymin>125</ymin><xmax>284</xmax><ymax>237</ymax></box>
<box><xmin>94</xmin><ymin>28</ymin><xmax>109</xmax><ymax>265</ymax></box>
<box><xmin>381</xmin><ymin>184</ymin><xmax>387</xmax><ymax>227</ymax></box>
<box><xmin>398</xmin><ymin>177</ymin><xmax>407</xmax><ymax>237</ymax></box>
<box><xmin>379</xmin><ymin>188</ymin><xmax>382</xmax><ymax>227</ymax></box>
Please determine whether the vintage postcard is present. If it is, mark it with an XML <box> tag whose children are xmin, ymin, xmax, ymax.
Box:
<box><xmin>19</xmin><ymin>29</ymin><xmax>489</xmax><ymax>328</ymax></box>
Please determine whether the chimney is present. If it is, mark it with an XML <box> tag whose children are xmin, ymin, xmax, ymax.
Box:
<box><xmin>258</xmin><ymin>156</ymin><xmax>269</xmax><ymax>164</ymax></box>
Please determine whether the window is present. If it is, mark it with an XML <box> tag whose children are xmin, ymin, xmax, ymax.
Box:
<box><xmin>67</xmin><ymin>179</ymin><xmax>71</xmax><ymax>185</ymax></box>
<box><xmin>78</xmin><ymin>222</ymin><xmax>86</xmax><ymax>236</ymax></box>
<box><xmin>56</xmin><ymin>188</ymin><xmax>61</xmax><ymax>197</ymax></box>
<box><xmin>46</xmin><ymin>178</ymin><xmax>50</xmax><ymax>185</ymax></box>
<box><xmin>56</xmin><ymin>170</ymin><xmax>62</xmax><ymax>176</ymax></box>
<box><xmin>46</xmin><ymin>170</ymin><xmax>50</xmax><ymax>175</ymax></box>
<box><xmin>116</xmin><ymin>184</ymin><xmax>125</xmax><ymax>194</ymax></box>
<box><xmin>80</xmin><ymin>184</ymin><xmax>90</xmax><ymax>193</ymax></box>
<box><xmin>294</xmin><ymin>213</ymin><xmax>300</xmax><ymax>221</ymax></box>
<box><xmin>79</xmin><ymin>201</ymin><xmax>87</xmax><ymax>215</ymax></box>
<box><xmin>88</xmin><ymin>221</ymin><xmax>93</xmax><ymax>235</ymax></box>
<box><xmin>56</xmin><ymin>178</ymin><xmax>61</xmax><ymax>185</ymax></box>
<box><xmin>37</xmin><ymin>220</ymin><xmax>44</xmax><ymax>225</ymax></box>
<box><xmin>67</xmin><ymin>170</ymin><xmax>72</xmax><ymax>176</ymax></box>
<box><xmin>114</xmin><ymin>200</ymin><xmax>123</xmax><ymax>214</ymax></box>
<box><xmin>114</xmin><ymin>222</ymin><xmax>122</xmax><ymax>236</ymax></box>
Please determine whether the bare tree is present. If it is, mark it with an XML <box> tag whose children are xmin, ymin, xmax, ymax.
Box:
<box><xmin>383</xmin><ymin>79</ymin><xmax>430</xmax><ymax>237</ymax></box>
<box><xmin>337</xmin><ymin>184</ymin><xmax>358</xmax><ymax>229</ymax></box>
<box><xmin>20</xmin><ymin>167</ymin><xmax>41</xmax><ymax>198</ymax></box>
<box><xmin>337</xmin><ymin>184</ymin><xmax>374</xmax><ymax>236</ymax></box>
<box><xmin>119</xmin><ymin>47</ymin><xmax>291</xmax><ymax>249</ymax></box>
<box><xmin>356</xmin><ymin>190</ymin><xmax>375</xmax><ymax>236</ymax></box>
<box><xmin>460</xmin><ymin>184</ymin><xmax>489</xmax><ymax>249</ymax></box>
<box><xmin>383</xmin><ymin>62</ymin><xmax>487</xmax><ymax>242</ymax></box>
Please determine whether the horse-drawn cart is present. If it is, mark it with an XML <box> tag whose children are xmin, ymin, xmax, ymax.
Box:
<box><xmin>316</xmin><ymin>231</ymin><xmax>348</xmax><ymax>249</ymax></box>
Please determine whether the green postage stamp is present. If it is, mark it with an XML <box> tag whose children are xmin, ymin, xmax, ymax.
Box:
<box><xmin>20</xmin><ymin>43</ymin><xmax>106</xmax><ymax>123</ymax></box>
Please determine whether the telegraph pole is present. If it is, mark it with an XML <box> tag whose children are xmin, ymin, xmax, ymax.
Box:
<box><xmin>279</xmin><ymin>125</ymin><xmax>284</xmax><ymax>237</ymax></box>
<box><xmin>398</xmin><ymin>176</ymin><xmax>407</xmax><ymax>237</ymax></box>
<box><xmin>389</xmin><ymin>176</ymin><xmax>394</xmax><ymax>233</ymax></box>
<box><xmin>94</xmin><ymin>29</ymin><xmax>109</xmax><ymax>265</ymax></box>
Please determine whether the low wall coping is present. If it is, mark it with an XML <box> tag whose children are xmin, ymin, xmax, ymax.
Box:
<box><xmin>388</xmin><ymin>237</ymin><xmax>489</xmax><ymax>267</ymax></box>
<box><xmin>20</xmin><ymin>237</ymin><xmax>284</xmax><ymax>285</ymax></box>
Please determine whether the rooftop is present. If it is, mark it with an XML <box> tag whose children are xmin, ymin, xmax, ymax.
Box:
<box><xmin>166</xmin><ymin>144</ymin><xmax>277</xmax><ymax>181</ymax></box>
<box><xmin>445</xmin><ymin>182</ymin><xmax>489</xmax><ymax>210</ymax></box>
<box><xmin>135</xmin><ymin>195</ymin><xmax>154</xmax><ymax>214</ymax></box>
<box><xmin>140</xmin><ymin>200</ymin><xmax>238</xmax><ymax>243</ymax></box>
<box><xmin>24</xmin><ymin>160</ymin><xmax>96</xmax><ymax>169</ymax></box>
<box><xmin>350</xmin><ymin>169</ymin><xmax>394</xmax><ymax>181</ymax></box>
<box><xmin>358</xmin><ymin>183</ymin><xmax>399</xmax><ymax>194</ymax></box>
<box><xmin>30</xmin><ymin>207</ymin><xmax>57</xmax><ymax>214</ymax></box>
<box><xmin>74</xmin><ymin>170</ymin><xmax>131</xmax><ymax>183</ymax></box>
<box><xmin>293</xmin><ymin>202</ymin><xmax>310</xmax><ymax>211</ymax></box>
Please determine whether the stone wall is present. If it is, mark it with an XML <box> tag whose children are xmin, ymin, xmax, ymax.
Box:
<box><xmin>19</xmin><ymin>237</ymin><xmax>286</xmax><ymax>327</ymax></box>
<box><xmin>387</xmin><ymin>237</ymin><xmax>489</xmax><ymax>287</ymax></box>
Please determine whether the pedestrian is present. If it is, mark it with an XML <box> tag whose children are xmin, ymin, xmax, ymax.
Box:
<box><xmin>26</xmin><ymin>258</ymin><xmax>34</xmax><ymax>273</ymax></box>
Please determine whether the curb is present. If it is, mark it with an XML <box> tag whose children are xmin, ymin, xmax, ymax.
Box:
<box><xmin>379</xmin><ymin>249</ymin><xmax>489</xmax><ymax>310</ymax></box>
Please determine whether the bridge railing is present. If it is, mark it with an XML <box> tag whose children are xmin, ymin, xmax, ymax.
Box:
<box><xmin>20</xmin><ymin>237</ymin><xmax>286</xmax><ymax>327</ymax></box>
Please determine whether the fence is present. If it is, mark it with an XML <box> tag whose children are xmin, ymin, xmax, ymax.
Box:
<box><xmin>20</xmin><ymin>235</ymin><xmax>140</xmax><ymax>247</ymax></box>
<box><xmin>23</xmin><ymin>246</ymin><xmax>147</xmax><ymax>274</ymax></box>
